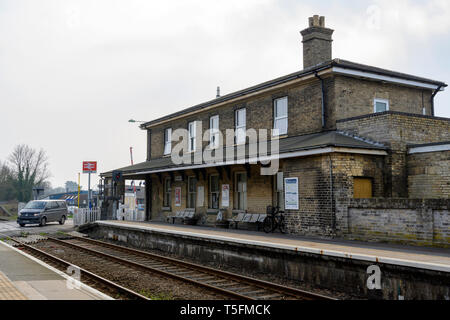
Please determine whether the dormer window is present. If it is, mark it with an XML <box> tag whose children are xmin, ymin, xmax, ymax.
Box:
<box><xmin>374</xmin><ymin>99</ymin><xmax>389</xmax><ymax>113</ymax></box>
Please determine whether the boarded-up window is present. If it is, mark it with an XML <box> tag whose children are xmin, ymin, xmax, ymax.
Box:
<box><xmin>353</xmin><ymin>178</ymin><xmax>373</xmax><ymax>199</ymax></box>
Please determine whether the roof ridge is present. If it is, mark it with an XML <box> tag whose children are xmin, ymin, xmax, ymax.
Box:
<box><xmin>332</xmin><ymin>58</ymin><xmax>447</xmax><ymax>87</ymax></box>
<box><xmin>337</xmin><ymin>131</ymin><xmax>386</xmax><ymax>148</ymax></box>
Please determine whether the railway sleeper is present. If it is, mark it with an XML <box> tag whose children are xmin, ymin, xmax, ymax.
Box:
<box><xmin>240</xmin><ymin>289</ymin><xmax>269</xmax><ymax>296</ymax></box>
<box><xmin>256</xmin><ymin>293</ymin><xmax>285</xmax><ymax>300</ymax></box>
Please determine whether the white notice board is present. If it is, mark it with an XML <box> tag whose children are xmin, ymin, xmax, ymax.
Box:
<box><xmin>197</xmin><ymin>186</ymin><xmax>204</xmax><ymax>207</ymax></box>
<box><xmin>221</xmin><ymin>184</ymin><xmax>230</xmax><ymax>208</ymax></box>
<box><xmin>284</xmin><ymin>178</ymin><xmax>299</xmax><ymax>210</ymax></box>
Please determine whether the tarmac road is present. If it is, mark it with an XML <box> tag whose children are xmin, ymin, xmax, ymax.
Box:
<box><xmin>0</xmin><ymin>219</ymin><xmax>75</xmax><ymax>237</ymax></box>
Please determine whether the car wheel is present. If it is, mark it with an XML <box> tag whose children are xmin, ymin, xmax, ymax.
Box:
<box><xmin>40</xmin><ymin>217</ymin><xmax>47</xmax><ymax>227</ymax></box>
<box><xmin>19</xmin><ymin>224</ymin><xmax>25</xmax><ymax>227</ymax></box>
<box><xmin>59</xmin><ymin>216</ymin><xmax>66</xmax><ymax>225</ymax></box>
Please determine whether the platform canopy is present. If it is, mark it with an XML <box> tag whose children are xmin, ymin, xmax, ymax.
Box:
<box><xmin>101</xmin><ymin>130</ymin><xmax>387</xmax><ymax>179</ymax></box>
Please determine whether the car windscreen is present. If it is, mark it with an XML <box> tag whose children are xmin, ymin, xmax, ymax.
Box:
<box><xmin>24</xmin><ymin>201</ymin><xmax>47</xmax><ymax>209</ymax></box>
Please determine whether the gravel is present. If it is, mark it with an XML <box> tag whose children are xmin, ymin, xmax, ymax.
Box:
<box><xmin>93</xmin><ymin>237</ymin><xmax>355</xmax><ymax>300</ymax></box>
<box><xmin>31</xmin><ymin>240</ymin><xmax>231</xmax><ymax>300</ymax></box>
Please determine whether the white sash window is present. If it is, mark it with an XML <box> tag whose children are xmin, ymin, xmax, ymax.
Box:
<box><xmin>235</xmin><ymin>108</ymin><xmax>246</xmax><ymax>145</ymax></box>
<box><xmin>273</xmin><ymin>97</ymin><xmax>288</xmax><ymax>136</ymax></box>
<box><xmin>209</xmin><ymin>115</ymin><xmax>219</xmax><ymax>149</ymax></box>
<box><xmin>164</xmin><ymin>128</ymin><xmax>172</xmax><ymax>155</ymax></box>
<box><xmin>188</xmin><ymin>121</ymin><xmax>196</xmax><ymax>152</ymax></box>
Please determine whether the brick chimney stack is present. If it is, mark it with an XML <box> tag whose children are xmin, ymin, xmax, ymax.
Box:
<box><xmin>300</xmin><ymin>15</ymin><xmax>334</xmax><ymax>69</ymax></box>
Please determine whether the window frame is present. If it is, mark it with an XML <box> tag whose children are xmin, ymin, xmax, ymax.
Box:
<box><xmin>209</xmin><ymin>174</ymin><xmax>220</xmax><ymax>209</ymax></box>
<box><xmin>235</xmin><ymin>108</ymin><xmax>246</xmax><ymax>145</ymax></box>
<box><xmin>188</xmin><ymin>121</ymin><xmax>196</xmax><ymax>152</ymax></box>
<box><xmin>273</xmin><ymin>96</ymin><xmax>288</xmax><ymax>136</ymax></box>
<box><xmin>234</xmin><ymin>171</ymin><xmax>247</xmax><ymax>211</ymax></box>
<box><xmin>209</xmin><ymin>115</ymin><xmax>220</xmax><ymax>149</ymax></box>
<box><xmin>46</xmin><ymin>202</ymin><xmax>57</xmax><ymax>209</ymax></box>
<box><xmin>373</xmin><ymin>98</ymin><xmax>389</xmax><ymax>113</ymax></box>
<box><xmin>163</xmin><ymin>177</ymin><xmax>171</xmax><ymax>207</ymax></box>
<box><xmin>187</xmin><ymin>176</ymin><xmax>197</xmax><ymax>208</ymax></box>
<box><xmin>164</xmin><ymin>128</ymin><xmax>172</xmax><ymax>156</ymax></box>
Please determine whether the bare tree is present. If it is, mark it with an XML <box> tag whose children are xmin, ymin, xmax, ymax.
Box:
<box><xmin>65</xmin><ymin>181</ymin><xmax>79</xmax><ymax>192</ymax></box>
<box><xmin>8</xmin><ymin>145</ymin><xmax>51</xmax><ymax>202</ymax></box>
<box><xmin>0</xmin><ymin>161</ymin><xmax>15</xmax><ymax>201</ymax></box>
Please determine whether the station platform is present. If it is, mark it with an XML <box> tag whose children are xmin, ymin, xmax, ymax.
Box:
<box><xmin>0</xmin><ymin>241</ymin><xmax>112</xmax><ymax>300</ymax></box>
<box><xmin>96</xmin><ymin>220</ymin><xmax>450</xmax><ymax>272</ymax></box>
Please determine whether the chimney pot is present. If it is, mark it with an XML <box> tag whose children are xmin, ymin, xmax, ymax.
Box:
<box><xmin>300</xmin><ymin>15</ymin><xmax>334</xmax><ymax>69</ymax></box>
<box><xmin>312</xmin><ymin>15</ymin><xmax>320</xmax><ymax>26</ymax></box>
<box><xmin>319</xmin><ymin>16</ymin><xmax>325</xmax><ymax>27</ymax></box>
<box><xmin>216</xmin><ymin>86</ymin><xmax>220</xmax><ymax>98</ymax></box>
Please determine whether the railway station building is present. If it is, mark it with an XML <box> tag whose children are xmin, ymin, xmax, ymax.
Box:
<box><xmin>102</xmin><ymin>16</ymin><xmax>450</xmax><ymax>246</ymax></box>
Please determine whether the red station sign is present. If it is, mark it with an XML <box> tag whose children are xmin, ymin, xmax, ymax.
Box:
<box><xmin>82</xmin><ymin>161</ymin><xmax>97</xmax><ymax>173</ymax></box>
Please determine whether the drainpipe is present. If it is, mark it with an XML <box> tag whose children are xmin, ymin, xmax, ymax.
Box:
<box><xmin>431</xmin><ymin>85</ymin><xmax>443</xmax><ymax>117</ymax></box>
<box><xmin>315</xmin><ymin>72</ymin><xmax>326</xmax><ymax>129</ymax></box>
<box><xmin>328</xmin><ymin>154</ymin><xmax>335</xmax><ymax>236</ymax></box>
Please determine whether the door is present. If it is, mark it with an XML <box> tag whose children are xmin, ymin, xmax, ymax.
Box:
<box><xmin>45</xmin><ymin>202</ymin><xmax>58</xmax><ymax>222</ymax></box>
<box><xmin>353</xmin><ymin>178</ymin><xmax>373</xmax><ymax>199</ymax></box>
<box><xmin>57</xmin><ymin>201</ymin><xmax>66</xmax><ymax>220</ymax></box>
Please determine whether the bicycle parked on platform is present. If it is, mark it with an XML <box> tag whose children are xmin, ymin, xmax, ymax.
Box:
<box><xmin>263</xmin><ymin>205</ymin><xmax>287</xmax><ymax>234</ymax></box>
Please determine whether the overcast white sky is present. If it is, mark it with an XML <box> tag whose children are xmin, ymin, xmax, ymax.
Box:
<box><xmin>1</xmin><ymin>0</ymin><xmax>449</xmax><ymax>189</ymax></box>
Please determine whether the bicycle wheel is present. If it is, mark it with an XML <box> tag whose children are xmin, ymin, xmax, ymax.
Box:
<box><xmin>263</xmin><ymin>216</ymin><xmax>274</xmax><ymax>233</ymax></box>
<box><xmin>278</xmin><ymin>216</ymin><xmax>287</xmax><ymax>234</ymax></box>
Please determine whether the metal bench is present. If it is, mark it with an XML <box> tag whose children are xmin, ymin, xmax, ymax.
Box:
<box><xmin>229</xmin><ymin>213</ymin><xmax>263</xmax><ymax>229</ymax></box>
<box><xmin>249</xmin><ymin>213</ymin><xmax>260</xmax><ymax>223</ymax></box>
<box><xmin>182</xmin><ymin>208</ymin><xmax>197</xmax><ymax>225</ymax></box>
<box><xmin>228</xmin><ymin>212</ymin><xmax>245</xmax><ymax>229</ymax></box>
<box><xmin>256</xmin><ymin>214</ymin><xmax>267</xmax><ymax>230</ymax></box>
<box><xmin>167</xmin><ymin>210</ymin><xmax>184</xmax><ymax>224</ymax></box>
<box><xmin>246</xmin><ymin>213</ymin><xmax>263</xmax><ymax>230</ymax></box>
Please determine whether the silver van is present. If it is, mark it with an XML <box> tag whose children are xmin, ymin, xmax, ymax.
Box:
<box><xmin>17</xmin><ymin>200</ymin><xmax>68</xmax><ymax>227</ymax></box>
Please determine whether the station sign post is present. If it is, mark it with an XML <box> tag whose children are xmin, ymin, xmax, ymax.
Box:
<box><xmin>82</xmin><ymin>161</ymin><xmax>97</xmax><ymax>209</ymax></box>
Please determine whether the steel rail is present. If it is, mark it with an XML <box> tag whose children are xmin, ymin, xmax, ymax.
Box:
<box><xmin>50</xmin><ymin>235</ymin><xmax>336</xmax><ymax>300</ymax></box>
<box><xmin>47</xmin><ymin>236</ymin><xmax>253</xmax><ymax>300</ymax></box>
<box><xmin>1</xmin><ymin>235</ymin><xmax>150</xmax><ymax>300</ymax></box>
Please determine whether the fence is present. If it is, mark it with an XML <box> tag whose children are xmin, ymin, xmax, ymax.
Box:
<box><xmin>73</xmin><ymin>207</ymin><xmax>101</xmax><ymax>226</ymax></box>
<box><xmin>116</xmin><ymin>204</ymin><xmax>146</xmax><ymax>222</ymax></box>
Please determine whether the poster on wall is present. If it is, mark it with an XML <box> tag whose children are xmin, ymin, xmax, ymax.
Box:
<box><xmin>284</xmin><ymin>178</ymin><xmax>299</xmax><ymax>210</ymax></box>
<box><xmin>175</xmin><ymin>187</ymin><xmax>181</xmax><ymax>207</ymax></box>
<box><xmin>221</xmin><ymin>184</ymin><xmax>230</xmax><ymax>208</ymax></box>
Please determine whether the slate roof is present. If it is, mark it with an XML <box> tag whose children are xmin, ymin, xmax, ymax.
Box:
<box><xmin>101</xmin><ymin>131</ymin><xmax>387</xmax><ymax>177</ymax></box>
<box><xmin>140</xmin><ymin>59</ymin><xmax>447</xmax><ymax>128</ymax></box>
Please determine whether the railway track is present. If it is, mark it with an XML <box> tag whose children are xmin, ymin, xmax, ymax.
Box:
<box><xmin>1</xmin><ymin>235</ymin><xmax>150</xmax><ymax>300</ymax></box>
<box><xmin>43</xmin><ymin>235</ymin><xmax>336</xmax><ymax>300</ymax></box>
